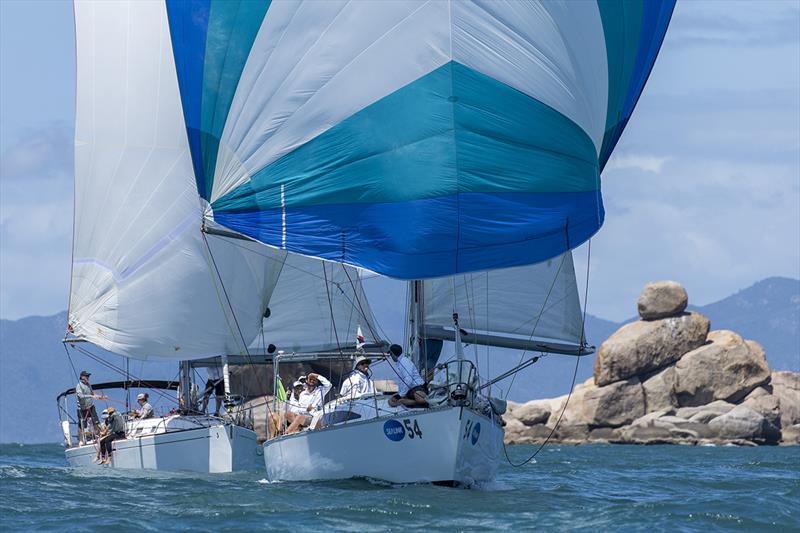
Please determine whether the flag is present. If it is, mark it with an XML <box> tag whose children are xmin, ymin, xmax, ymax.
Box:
<box><xmin>275</xmin><ymin>376</ymin><xmax>286</xmax><ymax>402</ymax></box>
<box><xmin>356</xmin><ymin>325</ymin><xmax>365</xmax><ymax>350</ymax></box>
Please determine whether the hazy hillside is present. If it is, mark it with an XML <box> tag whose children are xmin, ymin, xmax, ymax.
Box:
<box><xmin>1</xmin><ymin>277</ymin><xmax>797</xmax><ymax>443</ymax></box>
<box><xmin>690</xmin><ymin>277</ymin><xmax>799</xmax><ymax>372</ymax></box>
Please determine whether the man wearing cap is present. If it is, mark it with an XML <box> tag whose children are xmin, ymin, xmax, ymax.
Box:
<box><xmin>339</xmin><ymin>355</ymin><xmax>375</xmax><ymax>399</ymax></box>
<box><xmin>283</xmin><ymin>380</ymin><xmax>306</xmax><ymax>428</ymax></box>
<box><xmin>387</xmin><ymin>345</ymin><xmax>428</xmax><ymax>408</ymax></box>
<box><xmin>98</xmin><ymin>407</ymin><xmax>126</xmax><ymax>464</ymax></box>
<box><xmin>285</xmin><ymin>373</ymin><xmax>332</xmax><ymax>434</ymax></box>
<box><xmin>132</xmin><ymin>393</ymin><xmax>153</xmax><ymax>419</ymax></box>
<box><xmin>75</xmin><ymin>371</ymin><xmax>106</xmax><ymax>444</ymax></box>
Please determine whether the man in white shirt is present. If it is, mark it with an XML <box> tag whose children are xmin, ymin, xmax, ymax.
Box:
<box><xmin>339</xmin><ymin>355</ymin><xmax>375</xmax><ymax>399</ymax></box>
<box><xmin>286</xmin><ymin>373</ymin><xmax>331</xmax><ymax>434</ymax></box>
<box><xmin>387</xmin><ymin>345</ymin><xmax>428</xmax><ymax>408</ymax></box>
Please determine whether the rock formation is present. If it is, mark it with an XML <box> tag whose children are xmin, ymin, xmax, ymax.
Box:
<box><xmin>505</xmin><ymin>281</ymin><xmax>799</xmax><ymax>446</ymax></box>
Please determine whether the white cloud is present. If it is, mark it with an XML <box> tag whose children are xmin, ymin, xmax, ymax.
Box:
<box><xmin>605</xmin><ymin>153</ymin><xmax>668</xmax><ymax>174</ymax></box>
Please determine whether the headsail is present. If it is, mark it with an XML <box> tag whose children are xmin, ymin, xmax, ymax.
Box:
<box><xmin>246</xmin><ymin>253</ymin><xmax>384</xmax><ymax>355</ymax></box>
<box><xmin>163</xmin><ymin>0</ymin><xmax>675</xmax><ymax>279</ymax></box>
<box><xmin>69</xmin><ymin>1</ymin><xmax>287</xmax><ymax>359</ymax></box>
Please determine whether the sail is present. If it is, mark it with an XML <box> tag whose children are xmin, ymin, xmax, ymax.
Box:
<box><xmin>246</xmin><ymin>253</ymin><xmax>384</xmax><ymax>355</ymax></box>
<box><xmin>69</xmin><ymin>1</ymin><xmax>287</xmax><ymax>359</ymax></box>
<box><xmin>423</xmin><ymin>253</ymin><xmax>585</xmax><ymax>349</ymax></box>
<box><xmin>164</xmin><ymin>0</ymin><xmax>675</xmax><ymax>279</ymax></box>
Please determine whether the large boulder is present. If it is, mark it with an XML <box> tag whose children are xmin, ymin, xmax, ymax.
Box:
<box><xmin>771</xmin><ymin>371</ymin><xmax>800</xmax><ymax>427</ymax></box>
<box><xmin>547</xmin><ymin>379</ymin><xmax>593</xmax><ymax>427</ymax></box>
<box><xmin>641</xmin><ymin>366</ymin><xmax>678</xmax><ymax>412</ymax></box>
<box><xmin>708</xmin><ymin>405</ymin><xmax>780</xmax><ymax>443</ymax></box>
<box><xmin>513</xmin><ymin>399</ymin><xmax>553</xmax><ymax>426</ymax></box>
<box><xmin>673</xmin><ymin>331</ymin><xmax>770</xmax><ymax>406</ymax></box>
<box><xmin>581</xmin><ymin>377</ymin><xmax>645</xmax><ymax>427</ymax></box>
<box><xmin>594</xmin><ymin>312</ymin><xmax>710</xmax><ymax>386</ymax></box>
<box><xmin>638</xmin><ymin>280</ymin><xmax>689</xmax><ymax>320</ymax></box>
<box><xmin>743</xmin><ymin>392</ymin><xmax>781</xmax><ymax>428</ymax></box>
<box><xmin>675</xmin><ymin>400</ymin><xmax>736</xmax><ymax>424</ymax></box>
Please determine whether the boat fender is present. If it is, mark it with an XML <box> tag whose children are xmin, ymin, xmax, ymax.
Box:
<box><xmin>489</xmin><ymin>397</ymin><xmax>507</xmax><ymax>415</ymax></box>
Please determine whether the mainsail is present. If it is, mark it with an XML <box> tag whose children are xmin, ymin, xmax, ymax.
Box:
<box><xmin>423</xmin><ymin>252</ymin><xmax>585</xmax><ymax>351</ymax></box>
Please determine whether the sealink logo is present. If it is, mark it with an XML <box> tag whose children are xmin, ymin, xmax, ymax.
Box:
<box><xmin>384</xmin><ymin>419</ymin><xmax>405</xmax><ymax>441</ymax></box>
<box><xmin>471</xmin><ymin>422</ymin><xmax>481</xmax><ymax>445</ymax></box>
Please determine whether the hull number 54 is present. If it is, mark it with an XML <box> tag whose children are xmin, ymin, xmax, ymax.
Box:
<box><xmin>383</xmin><ymin>418</ymin><xmax>423</xmax><ymax>441</ymax></box>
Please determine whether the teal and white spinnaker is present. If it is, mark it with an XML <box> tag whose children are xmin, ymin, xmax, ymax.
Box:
<box><xmin>166</xmin><ymin>0</ymin><xmax>674</xmax><ymax>278</ymax></box>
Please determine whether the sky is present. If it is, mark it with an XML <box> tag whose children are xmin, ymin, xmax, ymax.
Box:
<box><xmin>1</xmin><ymin>0</ymin><xmax>799</xmax><ymax>323</ymax></box>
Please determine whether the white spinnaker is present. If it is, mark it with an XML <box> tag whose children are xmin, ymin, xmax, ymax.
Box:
<box><xmin>211</xmin><ymin>0</ymin><xmax>607</xmax><ymax>202</ymax></box>
<box><xmin>423</xmin><ymin>252</ymin><xmax>584</xmax><ymax>346</ymax></box>
<box><xmin>69</xmin><ymin>0</ymin><xmax>286</xmax><ymax>360</ymax></box>
<box><xmin>246</xmin><ymin>253</ymin><xmax>382</xmax><ymax>355</ymax></box>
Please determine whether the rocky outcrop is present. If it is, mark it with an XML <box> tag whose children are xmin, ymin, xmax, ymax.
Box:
<box><xmin>673</xmin><ymin>331</ymin><xmax>770</xmax><ymax>406</ymax></box>
<box><xmin>638</xmin><ymin>280</ymin><xmax>688</xmax><ymax>320</ymax></box>
<box><xmin>593</xmin><ymin>312</ymin><xmax>709</xmax><ymax>386</ymax></box>
<box><xmin>504</xmin><ymin>281</ymin><xmax>799</xmax><ymax>446</ymax></box>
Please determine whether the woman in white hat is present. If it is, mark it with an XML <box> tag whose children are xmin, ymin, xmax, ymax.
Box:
<box><xmin>133</xmin><ymin>392</ymin><xmax>153</xmax><ymax>419</ymax></box>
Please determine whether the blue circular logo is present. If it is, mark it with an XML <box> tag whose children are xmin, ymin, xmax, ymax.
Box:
<box><xmin>470</xmin><ymin>422</ymin><xmax>481</xmax><ymax>445</ymax></box>
<box><xmin>384</xmin><ymin>419</ymin><xmax>406</xmax><ymax>442</ymax></box>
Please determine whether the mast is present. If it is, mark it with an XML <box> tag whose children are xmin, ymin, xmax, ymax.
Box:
<box><xmin>179</xmin><ymin>361</ymin><xmax>192</xmax><ymax>413</ymax></box>
<box><xmin>410</xmin><ymin>280</ymin><xmax>427</xmax><ymax>375</ymax></box>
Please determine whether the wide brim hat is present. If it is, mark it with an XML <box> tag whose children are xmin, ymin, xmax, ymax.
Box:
<box><xmin>354</xmin><ymin>355</ymin><xmax>372</xmax><ymax>366</ymax></box>
<box><xmin>136</xmin><ymin>393</ymin><xmax>146</xmax><ymax>401</ymax></box>
<box><xmin>292</xmin><ymin>380</ymin><xmax>304</xmax><ymax>388</ymax></box>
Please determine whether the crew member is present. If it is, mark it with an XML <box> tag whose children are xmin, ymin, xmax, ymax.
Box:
<box><xmin>99</xmin><ymin>407</ymin><xmax>126</xmax><ymax>464</ymax></box>
<box><xmin>339</xmin><ymin>355</ymin><xmax>375</xmax><ymax>399</ymax></box>
<box><xmin>285</xmin><ymin>373</ymin><xmax>331</xmax><ymax>434</ymax></box>
<box><xmin>387</xmin><ymin>345</ymin><xmax>428</xmax><ymax>408</ymax></box>
<box><xmin>75</xmin><ymin>370</ymin><xmax>106</xmax><ymax>444</ymax></box>
<box><xmin>133</xmin><ymin>393</ymin><xmax>153</xmax><ymax>419</ymax></box>
<box><xmin>202</xmin><ymin>363</ymin><xmax>224</xmax><ymax>416</ymax></box>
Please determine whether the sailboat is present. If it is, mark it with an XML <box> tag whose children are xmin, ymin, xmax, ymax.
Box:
<box><xmin>60</xmin><ymin>0</ymin><xmax>674</xmax><ymax>481</ymax></box>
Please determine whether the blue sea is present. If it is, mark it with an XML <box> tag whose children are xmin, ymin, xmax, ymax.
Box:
<box><xmin>1</xmin><ymin>443</ymin><xmax>798</xmax><ymax>532</ymax></box>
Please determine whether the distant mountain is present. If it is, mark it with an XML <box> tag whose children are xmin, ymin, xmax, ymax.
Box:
<box><xmin>689</xmin><ymin>277</ymin><xmax>800</xmax><ymax>372</ymax></box>
<box><xmin>0</xmin><ymin>277</ymin><xmax>797</xmax><ymax>443</ymax></box>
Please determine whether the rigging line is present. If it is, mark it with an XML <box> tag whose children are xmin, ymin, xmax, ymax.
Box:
<box><xmin>62</xmin><ymin>342</ymin><xmax>80</xmax><ymax>382</ymax></box>
<box><xmin>504</xmin><ymin>240</ymin><xmax>592</xmax><ymax>468</ymax></box>
<box><xmin>70</xmin><ymin>345</ymin><xmax>178</xmax><ymax>405</ymax></box>
<box><xmin>502</xmin><ymin>252</ymin><xmax>568</xmax><ymax>399</ymax></box>
<box><xmin>200</xmin><ymin>232</ymin><xmax>275</xmax><ymax>420</ymax></box>
<box><xmin>212</xmin><ymin>234</ymin><xmax>338</xmax><ymax>282</ymax></box>
<box><xmin>322</xmin><ymin>262</ymin><xmax>344</xmax><ymax>356</ymax></box>
<box><xmin>341</xmin><ymin>264</ymin><xmax>383</xmax><ymax>346</ymax></box>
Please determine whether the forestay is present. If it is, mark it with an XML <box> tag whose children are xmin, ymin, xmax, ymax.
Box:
<box><xmin>69</xmin><ymin>1</ymin><xmax>287</xmax><ymax>359</ymax></box>
<box><xmin>423</xmin><ymin>253</ymin><xmax>584</xmax><ymax>348</ymax></box>
<box><xmin>246</xmin><ymin>254</ymin><xmax>384</xmax><ymax>355</ymax></box>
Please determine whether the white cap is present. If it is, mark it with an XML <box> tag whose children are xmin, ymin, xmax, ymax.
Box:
<box><xmin>136</xmin><ymin>393</ymin><xmax>146</xmax><ymax>401</ymax></box>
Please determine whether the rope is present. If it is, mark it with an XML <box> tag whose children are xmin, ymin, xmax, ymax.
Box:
<box><xmin>504</xmin><ymin>240</ymin><xmax>592</xmax><ymax>468</ymax></box>
<box><xmin>503</xmin><ymin>252</ymin><xmax>568</xmax><ymax>399</ymax></box>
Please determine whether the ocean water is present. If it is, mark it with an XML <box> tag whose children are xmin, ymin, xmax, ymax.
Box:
<box><xmin>1</xmin><ymin>443</ymin><xmax>797</xmax><ymax>532</ymax></box>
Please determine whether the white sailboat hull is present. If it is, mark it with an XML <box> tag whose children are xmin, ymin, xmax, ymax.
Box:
<box><xmin>263</xmin><ymin>406</ymin><xmax>503</xmax><ymax>485</ymax></box>
<box><xmin>65</xmin><ymin>419</ymin><xmax>259</xmax><ymax>473</ymax></box>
